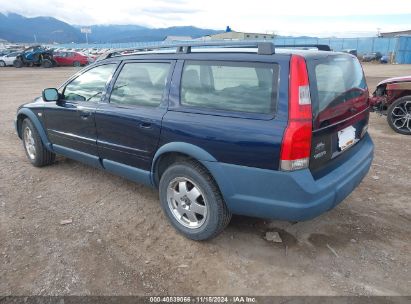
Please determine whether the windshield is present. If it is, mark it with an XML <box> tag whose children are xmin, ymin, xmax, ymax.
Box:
<box><xmin>308</xmin><ymin>54</ymin><xmax>368</xmax><ymax>129</ymax></box>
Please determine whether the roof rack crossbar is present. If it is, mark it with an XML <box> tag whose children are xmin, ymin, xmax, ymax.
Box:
<box><xmin>173</xmin><ymin>41</ymin><xmax>276</xmax><ymax>55</ymax></box>
<box><xmin>97</xmin><ymin>41</ymin><xmax>276</xmax><ymax>61</ymax></box>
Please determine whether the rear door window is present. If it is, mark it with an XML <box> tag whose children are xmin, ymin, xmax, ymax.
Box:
<box><xmin>180</xmin><ymin>61</ymin><xmax>279</xmax><ymax>114</ymax></box>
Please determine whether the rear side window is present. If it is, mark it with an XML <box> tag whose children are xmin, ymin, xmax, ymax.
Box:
<box><xmin>110</xmin><ymin>62</ymin><xmax>170</xmax><ymax>107</ymax></box>
<box><xmin>181</xmin><ymin>61</ymin><xmax>279</xmax><ymax>114</ymax></box>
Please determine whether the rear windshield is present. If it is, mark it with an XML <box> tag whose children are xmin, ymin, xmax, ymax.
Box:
<box><xmin>181</xmin><ymin>60</ymin><xmax>279</xmax><ymax>114</ymax></box>
<box><xmin>308</xmin><ymin>55</ymin><xmax>368</xmax><ymax>126</ymax></box>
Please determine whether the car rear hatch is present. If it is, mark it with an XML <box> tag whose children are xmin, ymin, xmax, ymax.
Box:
<box><xmin>306</xmin><ymin>54</ymin><xmax>370</xmax><ymax>177</ymax></box>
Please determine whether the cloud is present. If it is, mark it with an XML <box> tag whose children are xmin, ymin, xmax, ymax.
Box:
<box><xmin>0</xmin><ymin>0</ymin><xmax>410</xmax><ymax>36</ymax></box>
<box><xmin>141</xmin><ymin>7</ymin><xmax>201</xmax><ymax>15</ymax></box>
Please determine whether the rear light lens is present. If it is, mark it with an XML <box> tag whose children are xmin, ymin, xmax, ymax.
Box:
<box><xmin>280</xmin><ymin>123</ymin><xmax>312</xmax><ymax>170</ymax></box>
<box><xmin>280</xmin><ymin>55</ymin><xmax>313</xmax><ymax>171</ymax></box>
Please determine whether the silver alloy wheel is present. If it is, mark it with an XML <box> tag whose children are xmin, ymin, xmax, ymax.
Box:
<box><xmin>0</xmin><ymin>61</ymin><xmax>5</xmax><ymax>67</ymax></box>
<box><xmin>23</xmin><ymin>127</ymin><xmax>36</xmax><ymax>160</ymax></box>
<box><xmin>391</xmin><ymin>100</ymin><xmax>411</xmax><ymax>133</ymax></box>
<box><xmin>167</xmin><ymin>177</ymin><xmax>208</xmax><ymax>229</ymax></box>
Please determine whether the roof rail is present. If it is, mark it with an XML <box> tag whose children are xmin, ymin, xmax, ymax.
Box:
<box><xmin>96</xmin><ymin>41</ymin><xmax>276</xmax><ymax>61</ymax></box>
<box><xmin>275</xmin><ymin>44</ymin><xmax>331</xmax><ymax>51</ymax></box>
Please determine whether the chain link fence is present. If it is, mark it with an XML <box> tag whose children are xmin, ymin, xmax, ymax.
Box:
<box><xmin>51</xmin><ymin>36</ymin><xmax>411</xmax><ymax>63</ymax></box>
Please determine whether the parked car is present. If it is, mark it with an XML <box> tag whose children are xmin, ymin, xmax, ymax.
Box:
<box><xmin>362</xmin><ymin>52</ymin><xmax>382</xmax><ymax>62</ymax></box>
<box><xmin>370</xmin><ymin>76</ymin><xmax>411</xmax><ymax>135</ymax></box>
<box><xmin>380</xmin><ymin>55</ymin><xmax>389</xmax><ymax>64</ymax></box>
<box><xmin>0</xmin><ymin>51</ymin><xmax>19</xmax><ymax>67</ymax></box>
<box><xmin>342</xmin><ymin>49</ymin><xmax>358</xmax><ymax>57</ymax></box>
<box><xmin>15</xmin><ymin>42</ymin><xmax>374</xmax><ymax>240</ymax></box>
<box><xmin>0</xmin><ymin>49</ymin><xmax>19</xmax><ymax>56</ymax></box>
<box><xmin>53</xmin><ymin>51</ymin><xmax>91</xmax><ymax>67</ymax></box>
<box><xmin>13</xmin><ymin>45</ymin><xmax>56</xmax><ymax>68</ymax></box>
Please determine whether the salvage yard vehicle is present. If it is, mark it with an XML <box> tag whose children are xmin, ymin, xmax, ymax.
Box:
<box><xmin>13</xmin><ymin>45</ymin><xmax>56</xmax><ymax>68</ymax></box>
<box><xmin>0</xmin><ymin>49</ymin><xmax>19</xmax><ymax>56</ymax></box>
<box><xmin>380</xmin><ymin>55</ymin><xmax>389</xmax><ymax>64</ymax></box>
<box><xmin>362</xmin><ymin>52</ymin><xmax>382</xmax><ymax>62</ymax></box>
<box><xmin>0</xmin><ymin>51</ymin><xmax>19</xmax><ymax>67</ymax></box>
<box><xmin>53</xmin><ymin>51</ymin><xmax>93</xmax><ymax>67</ymax></box>
<box><xmin>370</xmin><ymin>76</ymin><xmax>411</xmax><ymax>135</ymax></box>
<box><xmin>342</xmin><ymin>49</ymin><xmax>358</xmax><ymax>57</ymax></box>
<box><xmin>15</xmin><ymin>41</ymin><xmax>374</xmax><ymax>240</ymax></box>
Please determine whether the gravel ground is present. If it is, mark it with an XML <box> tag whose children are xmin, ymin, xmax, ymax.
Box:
<box><xmin>0</xmin><ymin>64</ymin><xmax>410</xmax><ymax>296</ymax></box>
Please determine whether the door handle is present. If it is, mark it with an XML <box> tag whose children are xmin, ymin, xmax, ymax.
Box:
<box><xmin>139</xmin><ymin>122</ymin><xmax>152</xmax><ymax>129</ymax></box>
<box><xmin>80</xmin><ymin>111</ymin><xmax>92</xmax><ymax>119</ymax></box>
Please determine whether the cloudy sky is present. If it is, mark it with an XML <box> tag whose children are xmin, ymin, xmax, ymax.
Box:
<box><xmin>1</xmin><ymin>0</ymin><xmax>411</xmax><ymax>37</ymax></box>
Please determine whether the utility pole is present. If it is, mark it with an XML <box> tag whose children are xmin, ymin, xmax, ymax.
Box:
<box><xmin>34</xmin><ymin>34</ymin><xmax>37</xmax><ymax>43</ymax></box>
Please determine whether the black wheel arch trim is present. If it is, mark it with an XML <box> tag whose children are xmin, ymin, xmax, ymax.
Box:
<box><xmin>150</xmin><ymin>142</ymin><xmax>218</xmax><ymax>186</ymax></box>
<box><xmin>16</xmin><ymin>108</ymin><xmax>53</xmax><ymax>152</ymax></box>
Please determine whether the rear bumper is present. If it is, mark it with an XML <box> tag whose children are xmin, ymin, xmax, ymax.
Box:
<box><xmin>204</xmin><ymin>134</ymin><xmax>374</xmax><ymax>221</ymax></box>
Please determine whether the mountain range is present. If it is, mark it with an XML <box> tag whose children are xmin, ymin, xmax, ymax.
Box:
<box><xmin>0</xmin><ymin>13</ymin><xmax>223</xmax><ymax>43</ymax></box>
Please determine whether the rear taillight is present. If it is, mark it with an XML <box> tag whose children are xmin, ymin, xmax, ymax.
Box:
<box><xmin>280</xmin><ymin>55</ymin><xmax>313</xmax><ymax>171</ymax></box>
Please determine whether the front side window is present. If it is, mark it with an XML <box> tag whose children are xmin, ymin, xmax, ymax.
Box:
<box><xmin>63</xmin><ymin>64</ymin><xmax>116</xmax><ymax>102</ymax></box>
<box><xmin>181</xmin><ymin>61</ymin><xmax>279</xmax><ymax>114</ymax></box>
<box><xmin>110</xmin><ymin>62</ymin><xmax>170</xmax><ymax>107</ymax></box>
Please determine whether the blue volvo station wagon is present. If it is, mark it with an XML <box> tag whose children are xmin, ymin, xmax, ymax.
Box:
<box><xmin>15</xmin><ymin>42</ymin><xmax>374</xmax><ymax>240</ymax></box>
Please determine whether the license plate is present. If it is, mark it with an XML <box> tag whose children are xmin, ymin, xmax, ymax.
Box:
<box><xmin>338</xmin><ymin>126</ymin><xmax>356</xmax><ymax>151</ymax></box>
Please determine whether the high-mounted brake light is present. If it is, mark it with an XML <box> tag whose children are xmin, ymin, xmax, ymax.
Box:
<box><xmin>280</xmin><ymin>55</ymin><xmax>313</xmax><ymax>171</ymax></box>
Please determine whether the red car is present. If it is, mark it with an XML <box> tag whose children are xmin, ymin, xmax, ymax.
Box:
<box><xmin>370</xmin><ymin>76</ymin><xmax>411</xmax><ymax>135</ymax></box>
<box><xmin>53</xmin><ymin>51</ymin><xmax>91</xmax><ymax>67</ymax></box>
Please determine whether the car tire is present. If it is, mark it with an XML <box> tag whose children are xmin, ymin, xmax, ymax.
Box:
<box><xmin>387</xmin><ymin>96</ymin><xmax>411</xmax><ymax>135</ymax></box>
<box><xmin>21</xmin><ymin>118</ymin><xmax>56</xmax><ymax>167</ymax></box>
<box><xmin>13</xmin><ymin>59</ymin><xmax>23</xmax><ymax>68</ymax></box>
<box><xmin>41</xmin><ymin>59</ymin><xmax>53</xmax><ymax>68</ymax></box>
<box><xmin>159</xmin><ymin>160</ymin><xmax>232</xmax><ymax>241</ymax></box>
<box><xmin>0</xmin><ymin>60</ymin><xmax>6</xmax><ymax>67</ymax></box>
<box><xmin>73</xmin><ymin>61</ymin><xmax>81</xmax><ymax>67</ymax></box>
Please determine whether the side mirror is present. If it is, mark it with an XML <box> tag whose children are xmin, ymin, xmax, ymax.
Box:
<box><xmin>42</xmin><ymin>88</ymin><xmax>59</xmax><ymax>102</ymax></box>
